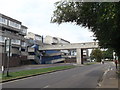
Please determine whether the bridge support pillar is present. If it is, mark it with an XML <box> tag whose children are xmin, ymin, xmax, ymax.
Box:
<box><xmin>76</xmin><ymin>48</ymin><xmax>82</xmax><ymax>64</ymax></box>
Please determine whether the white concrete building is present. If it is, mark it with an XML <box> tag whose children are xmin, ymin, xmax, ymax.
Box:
<box><xmin>26</xmin><ymin>32</ymin><xmax>43</xmax><ymax>45</ymax></box>
<box><xmin>44</xmin><ymin>35</ymin><xmax>70</xmax><ymax>45</ymax></box>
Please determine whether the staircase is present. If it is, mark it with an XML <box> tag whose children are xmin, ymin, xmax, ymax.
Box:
<box><xmin>42</xmin><ymin>50</ymin><xmax>65</xmax><ymax>64</ymax></box>
<box><xmin>27</xmin><ymin>47</ymin><xmax>41</xmax><ymax>64</ymax></box>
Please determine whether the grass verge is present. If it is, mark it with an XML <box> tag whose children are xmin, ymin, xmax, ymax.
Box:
<box><xmin>84</xmin><ymin>62</ymin><xmax>96</xmax><ymax>65</ymax></box>
<box><xmin>1</xmin><ymin>65</ymin><xmax>75</xmax><ymax>82</ymax></box>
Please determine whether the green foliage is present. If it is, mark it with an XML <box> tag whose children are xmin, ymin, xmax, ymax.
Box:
<box><xmin>51</xmin><ymin>1</ymin><xmax>120</xmax><ymax>61</ymax></box>
<box><xmin>102</xmin><ymin>49</ymin><xmax>113</xmax><ymax>60</ymax></box>
<box><xmin>84</xmin><ymin>62</ymin><xmax>96</xmax><ymax>65</ymax></box>
<box><xmin>90</xmin><ymin>49</ymin><xmax>102</xmax><ymax>62</ymax></box>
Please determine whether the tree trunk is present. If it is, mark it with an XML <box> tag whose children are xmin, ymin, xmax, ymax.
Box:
<box><xmin>116</xmin><ymin>50</ymin><xmax>120</xmax><ymax>72</ymax></box>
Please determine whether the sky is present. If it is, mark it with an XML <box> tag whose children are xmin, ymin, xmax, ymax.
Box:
<box><xmin>0</xmin><ymin>0</ymin><xmax>94</xmax><ymax>43</ymax></box>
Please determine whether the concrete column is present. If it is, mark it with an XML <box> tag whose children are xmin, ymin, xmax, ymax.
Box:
<box><xmin>81</xmin><ymin>49</ymin><xmax>83</xmax><ymax>64</ymax></box>
<box><xmin>76</xmin><ymin>48</ymin><xmax>81</xmax><ymax>64</ymax></box>
<box><xmin>86</xmin><ymin>49</ymin><xmax>89</xmax><ymax>57</ymax></box>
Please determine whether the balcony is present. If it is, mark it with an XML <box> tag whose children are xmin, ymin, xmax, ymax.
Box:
<box><xmin>20</xmin><ymin>25</ymin><xmax>27</xmax><ymax>36</ymax></box>
<box><xmin>1</xmin><ymin>30</ymin><xmax>25</xmax><ymax>40</ymax></box>
<box><xmin>21</xmin><ymin>42</ymin><xmax>27</xmax><ymax>47</ymax></box>
<box><xmin>28</xmin><ymin>47</ymin><xmax>35</xmax><ymax>52</ymax></box>
<box><xmin>21</xmin><ymin>51</ymin><xmax>28</xmax><ymax>56</ymax></box>
<box><xmin>27</xmin><ymin>55</ymin><xmax>35</xmax><ymax>59</ymax></box>
<box><xmin>20</xmin><ymin>29</ymin><xmax>27</xmax><ymax>36</ymax></box>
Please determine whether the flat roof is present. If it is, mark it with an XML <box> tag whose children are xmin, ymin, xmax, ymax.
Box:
<box><xmin>61</xmin><ymin>38</ymin><xmax>70</xmax><ymax>43</ymax></box>
<box><xmin>28</xmin><ymin>32</ymin><xmax>42</xmax><ymax>37</ymax></box>
<box><xmin>0</xmin><ymin>13</ymin><xmax>21</xmax><ymax>24</ymax></box>
<box><xmin>21</xmin><ymin>25</ymin><xmax>28</xmax><ymax>29</ymax></box>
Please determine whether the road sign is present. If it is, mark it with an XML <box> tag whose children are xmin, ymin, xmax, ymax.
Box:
<box><xmin>6</xmin><ymin>39</ymin><xmax>11</xmax><ymax>52</ymax></box>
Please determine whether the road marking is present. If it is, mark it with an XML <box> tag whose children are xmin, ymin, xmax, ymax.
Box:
<box><xmin>103</xmin><ymin>67</ymin><xmax>110</xmax><ymax>77</ymax></box>
<box><xmin>97</xmin><ymin>67</ymin><xmax>110</xmax><ymax>87</ymax></box>
<box><xmin>2</xmin><ymin>75</ymin><xmax>41</xmax><ymax>85</ymax></box>
<box><xmin>43</xmin><ymin>85</ymin><xmax>50</xmax><ymax>88</ymax></box>
<box><xmin>109</xmin><ymin>78</ymin><xmax>116</xmax><ymax>80</ymax></box>
<box><xmin>50</xmin><ymin>72</ymin><xmax>58</xmax><ymax>74</ymax></box>
<box><xmin>97</xmin><ymin>83</ymin><xmax>101</xmax><ymax>87</ymax></box>
<box><xmin>104</xmin><ymin>70</ymin><xmax>108</xmax><ymax>75</ymax></box>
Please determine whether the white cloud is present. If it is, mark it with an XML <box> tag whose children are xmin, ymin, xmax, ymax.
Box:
<box><xmin>0</xmin><ymin>0</ymin><xmax>94</xmax><ymax>43</ymax></box>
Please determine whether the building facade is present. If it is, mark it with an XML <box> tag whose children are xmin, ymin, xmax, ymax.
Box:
<box><xmin>26</xmin><ymin>32</ymin><xmax>44</xmax><ymax>64</ymax></box>
<box><xmin>26</xmin><ymin>32</ymin><xmax>43</xmax><ymax>45</ymax></box>
<box><xmin>44</xmin><ymin>35</ymin><xmax>70</xmax><ymax>45</ymax></box>
<box><xmin>0</xmin><ymin>13</ymin><xmax>28</xmax><ymax>67</ymax></box>
<box><xmin>1</xmin><ymin>14</ymin><xmax>84</xmax><ymax>67</ymax></box>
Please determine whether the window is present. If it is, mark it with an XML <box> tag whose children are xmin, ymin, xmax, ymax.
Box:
<box><xmin>53</xmin><ymin>38</ymin><xmax>58</xmax><ymax>43</ymax></box>
<box><xmin>0</xmin><ymin>36</ymin><xmax>6</xmax><ymax>42</ymax></box>
<box><xmin>21</xmin><ymin>42</ymin><xmax>26</xmax><ymax>47</ymax></box>
<box><xmin>35</xmin><ymin>36</ymin><xmax>42</xmax><ymax>41</ymax></box>
<box><xmin>8</xmin><ymin>20</ymin><xmax>21</xmax><ymax>29</ymax></box>
<box><xmin>0</xmin><ymin>17</ymin><xmax>7</xmax><ymax>25</ymax></box>
<box><xmin>21</xmin><ymin>28</ymin><xmax>27</xmax><ymax>34</ymax></box>
<box><xmin>11</xmin><ymin>39</ymin><xmax>20</xmax><ymax>45</ymax></box>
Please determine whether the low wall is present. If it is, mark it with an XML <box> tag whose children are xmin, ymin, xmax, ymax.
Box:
<box><xmin>1</xmin><ymin>53</ymin><xmax>27</xmax><ymax>67</ymax></box>
<box><xmin>64</xmin><ymin>57</ymin><xmax>76</xmax><ymax>63</ymax></box>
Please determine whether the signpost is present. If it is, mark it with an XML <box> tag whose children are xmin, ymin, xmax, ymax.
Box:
<box><xmin>2</xmin><ymin>39</ymin><xmax>7</xmax><ymax>75</ymax></box>
<box><xmin>5</xmin><ymin>38</ymin><xmax>11</xmax><ymax>77</ymax></box>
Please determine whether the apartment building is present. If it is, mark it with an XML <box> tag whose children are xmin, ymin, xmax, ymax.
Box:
<box><xmin>44</xmin><ymin>35</ymin><xmax>70</xmax><ymax>45</ymax></box>
<box><xmin>26</xmin><ymin>33</ymin><xmax>66</xmax><ymax>64</ymax></box>
<box><xmin>44</xmin><ymin>36</ymin><xmax>58</xmax><ymax>45</ymax></box>
<box><xmin>0</xmin><ymin>14</ymin><xmax>74</xmax><ymax>67</ymax></box>
<box><xmin>0</xmin><ymin>13</ymin><xmax>28</xmax><ymax>67</ymax></box>
<box><xmin>26</xmin><ymin>32</ymin><xmax>44</xmax><ymax>64</ymax></box>
<box><xmin>57</xmin><ymin>38</ymin><xmax>70</xmax><ymax>44</ymax></box>
<box><xmin>26</xmin><ymin>32</ymin><xmax>43</xmax><ymax>46</ymax></box>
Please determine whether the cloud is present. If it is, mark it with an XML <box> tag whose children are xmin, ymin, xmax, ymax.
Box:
<box><xmin>0</xmin><ymin>0</ymin><xmax>94</xmax><ymax>43</ymax></box>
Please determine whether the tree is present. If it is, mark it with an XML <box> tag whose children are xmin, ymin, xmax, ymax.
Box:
<box><xmin>51</xmin><ymin>1</ymin><xmax>120</xmax><ymax>62</ymax></box>
<box><xmin>90</xmin><ymin>49</ymin><xmax>102</xmax><ymax>62</ymax></box>
<box><xmin>102</xmin><ymin>49</ymin><xmax>113</xmax><ymax>60</ymax></box>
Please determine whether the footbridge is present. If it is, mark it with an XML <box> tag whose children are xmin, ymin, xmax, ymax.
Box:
<box><xmin>39</xmin><ymin>42</ymin><xmax>99</xmax><ymax>64</ymax></box>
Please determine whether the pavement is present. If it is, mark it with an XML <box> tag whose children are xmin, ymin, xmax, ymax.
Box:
<box><xmin>97</xmin><ymin>63</ymin><xmax>119</xmax><ymax>89</ymax></box>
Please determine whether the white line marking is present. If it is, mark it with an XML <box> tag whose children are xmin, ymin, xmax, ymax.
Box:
<box><xmin>2</xmin><ymin>71</ymin><xmax>61</xmax><ymax>85</ymax></box>
<box><xmin>2</xmin><ymin>75</ymin><xmax>39</xmax><ymax>85</ymax></box>
<box><xmin>111</xmin><ymin>68</ymin><xmax>113</xmax><ymax>70</ymax></box>
<box><xmin>43</xmin><ymin>85</ymin><xmax>49</xmax><ymax>88</ymax></box>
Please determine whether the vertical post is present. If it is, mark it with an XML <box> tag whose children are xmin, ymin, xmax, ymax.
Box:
<box><xmin>76</xmin><ymin>48</ymin><xmax>81</xmax><ymax>64</ymax></box>
<box><xmin>42</xmin><ymin>35</ymin><xmax>44</xmax><ymax>43</ymax></box>
<box><xmin>81</xmin><ymin>49</ymin><xmax>83</xmax><ymax>64</ymax></box>
<box><xmin>6</xmin><ymin>38</ymin><xmax>11</xmax><ymax>77</ymax></box>
<box><xmin>86</xmin><ymin>49</ymin><xmax>89</xmax><ymax>58</ymax></box>
<box><xmin>19</xmin><ymin>40</ymin><xmax>22</xmax><ymax>65</ymax></box>
<box><xmin>19</xmin><ymin>40</ymin><xmax>22</xmax><ymax>56</ymax></box>
<box><xmin>2</xmin><ymin>39</ymin><xmax>7</xmax><ymax>75</ymax></box>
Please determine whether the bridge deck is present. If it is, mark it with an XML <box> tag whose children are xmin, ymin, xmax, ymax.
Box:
<box><xmin>39</xmin><ymin>42</ymin><xmax>99</xmax><ymax>50</ymax></box>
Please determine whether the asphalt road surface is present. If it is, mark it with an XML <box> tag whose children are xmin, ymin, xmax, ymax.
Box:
<box><xmin>2</xmin><ymin>62</ymin><xmax>114</xmax><ymax>88</ymax></box>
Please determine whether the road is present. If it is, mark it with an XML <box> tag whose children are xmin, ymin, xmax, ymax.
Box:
<box><xmin>2</xmin><ymin>62</ymin><xmax>114</xmax><ymax>88</ymax></box>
